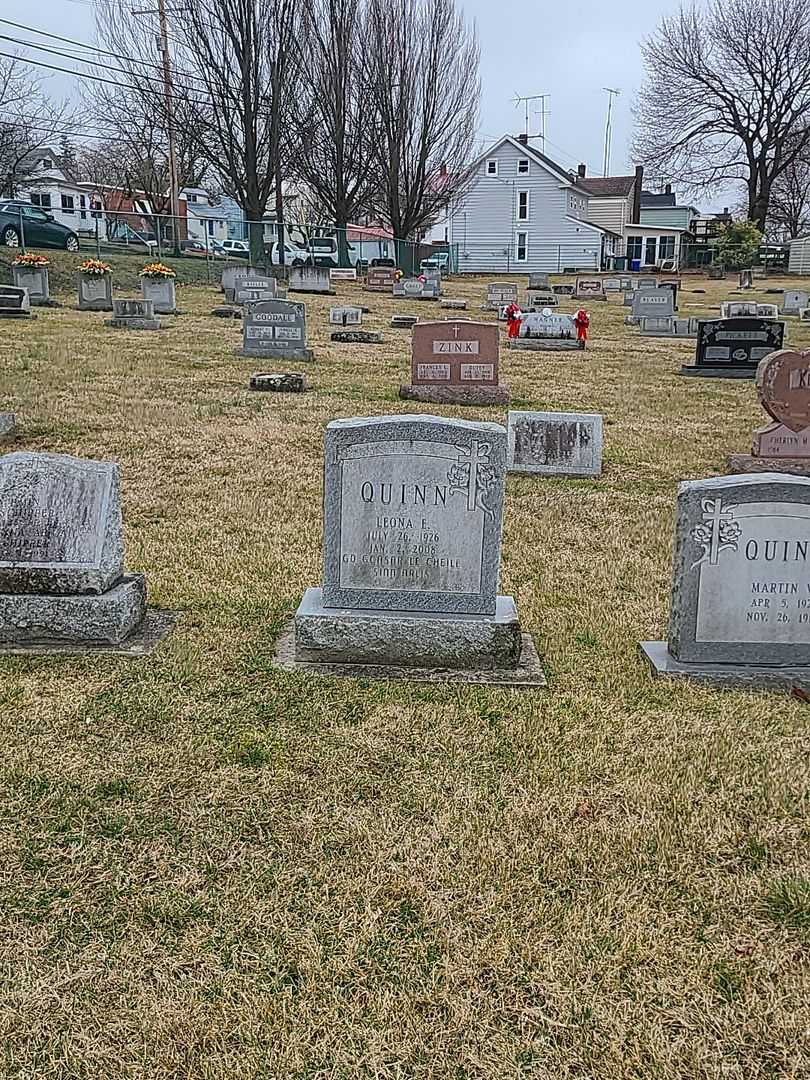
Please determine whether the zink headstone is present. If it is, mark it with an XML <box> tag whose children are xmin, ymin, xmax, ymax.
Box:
<box><xmin>641</xmin><ymin>473</ymin><xmax>810</xmax><ymax>688</ymax></box>
<box><xmin>682</xmin><ymin>318</ymin><xmax>785</xmax><ymax>378</ymax></box>
<box><xmin>238</xmin><ymin>299</ymin><xmax>312</xmax><ymax>360</ymax></box>
<box><xmin>507</xmin><ymin>411</ymin><xmax>603</xmax><ymax>477</ymax></box>
<box><xmin>401</xmin><ymin>321</ymin><xmax>507</xmax><ymax>405</ymax></box>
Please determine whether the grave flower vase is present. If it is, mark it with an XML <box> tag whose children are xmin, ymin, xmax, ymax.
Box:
<box><xmin>11</xmin><ymin>265</ymin><xmax>49</xmax><ymax>305</ymax></box>
<box><xmin>141</xmin><ymin>277</ymin><xmax>176</xmax><ymax>314</ymax></box>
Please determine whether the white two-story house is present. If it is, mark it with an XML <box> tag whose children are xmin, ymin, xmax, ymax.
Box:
<box><xmin>446</xmin><ymin>135</ymin><xmax>618</xmax><ymax>273</ymax></box>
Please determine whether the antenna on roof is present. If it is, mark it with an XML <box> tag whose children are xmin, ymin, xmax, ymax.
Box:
<box><xmin>602</xmin><ymin>88</ymin><xmax>621</xmax><ymax>176</ymax></box>
<box><xmin>513</xmin><ymin>93</ymin><xmax>549</xmax><ymax>152</ymax></box>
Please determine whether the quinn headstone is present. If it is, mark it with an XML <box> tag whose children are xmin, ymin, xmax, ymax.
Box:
<box><xmin>400</xmin><ymin>320</ymin><xmax>507</xmax><ymax>405</ymax></box>
<box><xmin>507</xmin><ymin>411</ymin><xmax>603</xmax><ymax>477</ymax></box>
<box><xmin>281</xmin><ymin>415</ymin><xmax>543</xmax><ymax>685</ymax></box>
<box><xmin>641</xmin><ymin>473</ymin><xmax>810</xmax><ymax>689</ymax></box>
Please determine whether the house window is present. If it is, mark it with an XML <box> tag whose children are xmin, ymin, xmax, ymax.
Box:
<box><xmin>486</xmin><ymin>159</ymin><xmax>498</xmax><ymax>176</ymax></box>
<box><xmin>207</xmin><ymin>220</ymin><xmax>214</xmax><ymax>236</ymax></box>
<box><xmin>517</xmin><ymin>191</ymin><xmax>529</xmax><ymax>221</ymax></box>
<box><xmin>645</xmin><ymin>236</ymin><xmax>657</xmax><ymax>264</ymax></box>
<box><xmin>61</xmin><ymin>194</ymin><xmax>75</xmax><ymax>214</ymax></box>
<box><xmin>79</xmin><ymin>194</ymin><xmax>87</xmax><ymax>220</ymax></box>
<box><xmin>515</xmin><ymin>231</ymin><xmax>528</xmax><ymax>263</ymax></box>
<box><xmin>659</xmin><ymin>235</ymin><xmax>675</xmax><ymax>260</ymax></box>
<box><xmin>90</xmin><ymin>199</ymin><xmax>102</xmax><ymax>219</ymax></box>
<box><xmin>627</xmin><ymin>236</ymin><xmax>643</xmax><ymax>262</ymax></box>
<box><xmin>188</xmin><ymin>193</ymin><xmax>198</xmax><ymax>203</ymax></box>
<box><xmin>518</xmin><ymin>159</ymin><xmax>529</xmax><ymax>174</ymax></box>
<box><xmin>40</xmin><ymin>158</ymin><xmax>52</xmax><ymax>169</ymax></box>
<box><xmin>31</xmin><ymin>193</ymin><xmax>51</xmax><ymax>208</ymax></box>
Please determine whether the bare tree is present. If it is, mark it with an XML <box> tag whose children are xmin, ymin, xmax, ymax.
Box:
<box><xmin>364</xmin><ymin>0</ymin><xmax>480</xmax><ymax>267</ymax></box>
<box><xmin>767</xmin><ymin>151</ymin><xmax>810</xmax><ymax>239</ymax></box>
<box><xmin>292</xmin><ymin>0</ymin><xmax>374</xmax><ymax>264</ymax></box>
<box><xmin>0</xmin><ymin>55</ymin><xmax>68</xmax><ymax>196</ymax></box>
<box><xmin>633</xmin><ymin>0</ymin><xmax>810</xmax><ymax>231</ymax></box>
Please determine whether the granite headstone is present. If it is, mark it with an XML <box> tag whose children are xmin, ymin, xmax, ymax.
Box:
<box><xmin>507</xmin><ymin>411</ymin><xmax>603</xmax><ymax>477</ymax></box>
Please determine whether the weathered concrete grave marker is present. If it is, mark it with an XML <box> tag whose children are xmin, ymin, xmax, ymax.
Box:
<box><xmin>289</xmin><ymin>265</ymin><xmax>334</xmax><ymax>294</ymax></box>
<box><xmin>105</xmin><ymin>298</ymin><xmax>160</xmax><ymax>330</ymax></box>
<box><xmin>507</xmin><ymin>411</ymin><xmax>603</xmax><ymax>477</ymax></box>
<box><xmin>0</xmin><ymin>286</ymin><xmax>33</xmax><ymax>319</ymax></box>
<box><xmin>274</xmin><ymin>415</ymin><xmax>544</xmax><ymax>686</ymax></box>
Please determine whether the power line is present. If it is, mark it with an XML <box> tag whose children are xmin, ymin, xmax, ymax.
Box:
<box><xmin>0</xmin><ymin>17</ymin><xmax>208</xmax><ymax>85</ymax></box>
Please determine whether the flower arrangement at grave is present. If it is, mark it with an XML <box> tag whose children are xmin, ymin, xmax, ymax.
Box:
<box><xmin>139</xmin><ymin>262</ymin><xmax>176</xmax><ymax>280</ymax></box>
<box><xmin>12</xmin><ymin>253</ymin><xmax>50</xmax><ymax>268</ymax></box>
<box><xmin>78</xmin><ymin>258</ymin><xmax>111</xmax><ymax>277</ymax></box>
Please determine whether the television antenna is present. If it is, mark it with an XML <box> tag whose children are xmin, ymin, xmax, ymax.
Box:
<box><xmin>602</xmin><ymin>88</ymin><xmax>621</xmax><ymax>176</ymax></box>
<box><xmin>513</xmin><ymin>93</ymin><xmax>550</xmax><ymax>152</ymax></box>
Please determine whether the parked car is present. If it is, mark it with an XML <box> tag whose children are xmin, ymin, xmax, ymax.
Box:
<box><xmin>420</xmin><ymin>251</ymin><xmax>450</xmax><ymax>273</ymax></box>
<box><xmin>0</xmin><ymin>200</ymin><xmax>80</xmax><ymax>251</ymax></box>
<box><xmin>267</xmin><ymin>241</ymin><xmax>312</xmax><ymax>267</ymax></box>
<box><xmin>181</xmin><ymin>238</ymin><xmax>226</xmax><ymax>257</ymax></box>
<box><xmin>307</xmin><ymin>236</ymin><xmax>339</xmax><ymax>267</ymax></box>
<box><xmin>221</xmin><ymin>239</ymin><xmax>250</xmax><ymax>257</ymax></box>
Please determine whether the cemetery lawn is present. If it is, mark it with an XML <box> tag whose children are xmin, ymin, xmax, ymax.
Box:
<box><xmin>3</xmin><ymin>266</ymin><xmax>810</xmax><ymax>1079</ymax></box>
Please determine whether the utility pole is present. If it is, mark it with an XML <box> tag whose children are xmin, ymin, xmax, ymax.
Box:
<box><xmin>602</xmin><ymin>87</ymin><xmax>620</xmax><ymax>177</ymax></box>
<box><xmin>513</xmin><ymin>93</ymin><xmax>549</xmax><ymax>151</ymax></box>
<box><xmin>133</xmin><ymin>0</ymin><xmax>181</xmax><ymax>255</ymax></box>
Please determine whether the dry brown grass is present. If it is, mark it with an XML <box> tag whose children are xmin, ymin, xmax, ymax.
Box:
<box><xmin>1</xmin><ymin>269</ymin><xmax>810</xmax><ymax>1079</ymax></box>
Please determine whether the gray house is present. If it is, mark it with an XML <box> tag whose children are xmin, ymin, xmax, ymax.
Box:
<box><xmin>446</xmin><ymin>135</ymin><xmax>618</xmax><ymax>273</ymax></box>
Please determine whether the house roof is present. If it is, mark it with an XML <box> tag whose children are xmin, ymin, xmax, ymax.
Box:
<box><xmin>578</xmin><ymin>175</ymin><xmax>636</xmax><ymax>197</ymax></box>
<box><xmin>641</xmin><ymin>191</ymin><xmax>677</xmax><ymax>207</ymax></box>
<box><xmin>477</xmin><ymin>135</ymin><xmax>581</xmax><ymax>188</ymax></box>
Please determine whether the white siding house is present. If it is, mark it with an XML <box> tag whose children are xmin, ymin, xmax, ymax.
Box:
<box><xmin>16</xmin><ymin>149</ymin><xmax>102</xmax><ymax>236</ymax></box>
<box><xmin>447</xmin><ymin>136</ymin><xmax>612</xmax><ymax>273</ymax></box>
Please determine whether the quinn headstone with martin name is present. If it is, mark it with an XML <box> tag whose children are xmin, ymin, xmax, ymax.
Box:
<box><xmin>279</xmin><ymin>415</ymin><xmax>543</xmax><ymax>686</ymax></box>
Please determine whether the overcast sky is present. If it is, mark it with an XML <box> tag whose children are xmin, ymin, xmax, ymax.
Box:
<box><xmin>3</xmin><ymin>0</ymin><xmax>729</xmax><ymax>212</ymax></box>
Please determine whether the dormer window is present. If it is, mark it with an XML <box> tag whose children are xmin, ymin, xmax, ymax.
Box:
<box><xmin>518</xmin><ymin>159</ymin><xmax>529</xmax><ymax>174</ymax></box>
<box><xmin>486</xmin><ymin>159</ymin><xmax>498</xmax><ymax>176</ymax></box>
<box><xmin>41</xmin><ymin>158</ymin><xmax>52</xmax><ymax>169</ymax></box>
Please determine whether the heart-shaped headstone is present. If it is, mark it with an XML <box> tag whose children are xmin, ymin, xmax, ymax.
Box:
<box><xmin>757</xmin><ymin>349</ymin><xmax>810</xmax><ymax>433</ymax></box>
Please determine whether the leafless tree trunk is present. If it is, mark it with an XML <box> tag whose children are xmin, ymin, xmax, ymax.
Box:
<box><xmin>292</xmin><ymin>0</ymin><xmax>374</xmax><ymax>265</ymax></box>
<box><xmin>633</xmin><ymin>0</ymin><xmax>810</xmax><ymax>232</ymax></box>
<box><xmin>0</xmin><ymin>56</ymin><xmax>69</xmax><ymax>196</ymax></box>
<box><xmin>363</xmin><ymin>0</ymin><xmax>480</xmax><ymax>271</ymax></box>
<box><xmin>768</xmin><ymin>150</ymin><xmax>810</xmax><ymax>239</ymax></box>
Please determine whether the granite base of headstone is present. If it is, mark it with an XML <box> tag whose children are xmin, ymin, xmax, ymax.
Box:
<box><xmin>273</xmin><ymin>415</ymin><xmax>545</xmax><ymax>688</ymax></box>
<box><xmin>681</xmin><ymin>318</ymin><xmax>785</xmax><ymax>378</ymax></box>
<box><xmin>0</xmin><ymin>413</ymin><xmax>15</xmax><ymax>443</ymax></box>
<box><xmin>727</xmin><ymin>349</ymin><xmax>810</xmax><ymax>476</ymax></box>
<box><xmin>0</xmin><ymin>286</ymin><xmax>34</xmax><ymax>319</ymax></box>
<box><xmin>0</xmin><ymin>452</ymin><xmax>176</xmax><ymax>656</ymax></box>
<box><xmin>400</xmin><ymin>321</ymin><xmax>509</xmax><ymax>405</ymax></box>
<box><xmin>249</xmin><ymin>372</ymin><xmax>307</xmax><ymax>392</ymax></box>
<box><xmin>640</xmin><ymin>473</ymin><xmax>810</xmax><ymax>691</ymax></box>
<box><xmin>507</xmin><ymin>411</ymin><xmax>603</xmax><ymax>477</ymax></box>
<box><xmin>105</xmin><ymin>298</ymin><xmax>160</xmax><ymax>330</ymax></box>
<box><xmin>331</xmin><ymin>330</ymin><xmax>383</xmax><ymax>344</ymax></box>
<box><xmin>78</xmin><ymin>274</ymin><xmax>113</xmax><ymax>311</ymax></box>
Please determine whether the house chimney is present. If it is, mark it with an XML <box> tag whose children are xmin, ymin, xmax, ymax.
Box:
<box><xmin>665</xmin><ymin>183</ymin><xmax>672</xmax><ymax>195</ymax></box>
<box><xmin>517</xmin><ymin>133</ymin><xmax>528</xmax><ymax>145</ymax></box>
<box><xmin>577</xmin><ymin>163</ymin><xmax>586</xmax><ymax>178</ymax></box>
<box><xmin>632</xmin><ymin>165</ymin><xmax>644</xmax><ymax>223</ymax></box>
<box><xmin>439</xmin><ymin>161</ymin><xmax>447</xmax><ymax>177</ymax></box>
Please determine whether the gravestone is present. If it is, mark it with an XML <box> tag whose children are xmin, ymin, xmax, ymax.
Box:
<box><xmin>526</xmin><ymin>291</ymin><xmax>558</xmax><ymax>309</ymax></box>
<box><xmin>619</xmin><ymin>276</ymin><xmax>633</xmax><ymax>291</ymax></box>
<box><xmin>0</xmin><ymin>414</ymin><xmax>15</xmax><ymax>443</ymax></box>
<box><xmin>0</xmin><ymin>452</ymin><xmax>171</xmax><ymax>653</ymax></box>
<box><xmin>393</xmin><ymin>278</ymin><xmax>440</xmax><ymax>301</ymax></box>
<box><xmin>104</xmin><ymin>298</ymin><xmax>160</xmax><ymax>330</ymax></box>
<box><xmin>721</xmin><ymin>301</ymin><xmax>759</xmax><ymax>319</ymax></box>
<box><xmin>249</xmin><ymin>372</ymin><xmax>307</xmax><ymax>393</ymax></box>
<box><xmin>739</xmin><ymin>269</ymin><xmax>754</xmax><ymax>289</ymax></box>
<box><xmin>508</xmin><ymin>311</ymin><xmax>583</xmax><ymax>351</ymax></box>
<box><xmin>640</xmin><ymin>473</ymin><xmax>810</xmax><ymax>689</ymax></box>
<box><xmin>141</xmin><ymin>276</ymin><xmax>176</xmax><ymax>314</ymax></box>
<box><xmin>77</xmin><ymin>274</ymin><xmax>113</xmax><ymax>311</ymax></box>
<box><xmin>221</xmin><ymin>263</ymin><xmax>259</xmax><ymax>301</ymax></box>
<box><xmin>657</xmin><ymin>281</ymin><xmax>679</xmax><ymax>307</ymax></box>
<box><xmin>528</xmin><ymin>272</ymin><xmax>550</xmax><ymax>289</ymax></box>
<box><xmin>603</xmin><ymin>278</ymin><xmax>622</xmax><ymax>292</ymax></box>
<box><xmin>552</xmin><ymin>283</ymin><xmax>575</xmax><ymax>296</ymax></box>
<box><xmin>484</xmin><ymin>282</ymin><xmax>518</xmax><ymax>309</ymax></box>
<box><xmin>681</xmin><ymin>318</ymin><xmax>785</xmax><ymax>378</ymax></box>
<box><xmin>277</xmin><ymin>415</ymin><xmax>543</xmax><ymax>686</ymax></box>
<box><xmin>330</xmin><ymin>268</ymin><xmax>357</xmax><ymax>282</ymax></box>
<box><xmin>575</xmin><ymin>277</ymin><xmax>606</xmax><ymax>301</ymax></box>
<box><xmin>728</xmin><ymin>349</ymin><xmax>810</xmax><ymax>474</ymax></box>
<box><xmin>237</xmin><ymin>299</ymin><xmax>312</xmax><ymax>360</ymax></box>
<box><xmin>441</xmin><ymin>299</ymin><xmax>467</xmax><ymax>310</ymax></box>
<box><xmin>640</xmin><ymin>316</ymin><xmax>699</xmax><ymax>338</ymax></box>
<box><xmin>391</xmin><ymin>314</ymin><xmax>419</xmax><ymax>328</ymax></box>
<box><xmin>330</xmin><ymin>306</ymin><xmax>363</xmax><ymax>326</ymax></box>
<box><xmin>629</xmin><ymin>288</ymin><xmax>675</xmax><ymax>323</ymax></box>
<box><xmin>708</xmin><ymin>265</ymin><xmax>725</xmax><ymax>280</ymax></box>
<box><xmin>781</xmin><ymin>290</ymin><xmax>810</xmax><ymax>315</ymax></box>
<box><xmin>802</xmin><ymin>309</ymin><xmax>810</xmax><ymax>322</ymax></box>
<box><xmin>622</xmin><ymin>291</ymin><xmax>634</xmax><ymax>307</ymax></box>
<box><xmin>400</xmin><ymin>321</ymin><xmax>507</xmax><ymax>405</ymax></box>
<box><xmin>757</xmin><ymin>304</ymin><xmax>779</xmax><ymax>319</ymax></box>
<box><xmin>12</xmin><ymin>264</ymin><xmax>50</xmax><ymax>306</ymax></box>
<box><xmin>289</xmin><ymin>265</ymin><xmax>334</xmax><ymax>294</ymax></box>
<box><xmin>422</xmin><ymin>267</ymin><xmax>442</xmax><ymax>288</ymax></box>
<box><xmin>638</xmin><ymin>276</ymin><xmax>658</xmax><ymax>289</ymax></box>
<box><xmin>507</xmin><ymin>411</ymin><xmax>603</xmax><ymax>478</ymax></box>
<box><xmin>331</xmin><ymin>330</ymin><xmax>382</xmax><ymax>344</ymax></box>
<box><xmin>234</xmin><ymin>275</ymin><xmax>279</xmax><ymax>305</ymax></box>
<box><xmin>365</xmin><ymin>267</ymin><xmax>397</xmax><ymax>291</ymax></box>
<box><xmin>0</xmin><ymin>285</ymin><xmax>32</xmax><ymax>319</ymax></box>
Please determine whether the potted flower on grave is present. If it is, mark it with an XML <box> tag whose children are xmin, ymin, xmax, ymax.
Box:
<box><xmin>139</xmin><ymin>262</ymin><xmax>177</xmax><ymax>314</ymax></box>
<box><xmin>11</xmin><ymin>252</ymin><xmax>51</xmax><ymax>306</ymax></box>
<box><xmin>77</xmin><ymin>258</ymin><xmax>113</xmax><ymax>311</ymax></box>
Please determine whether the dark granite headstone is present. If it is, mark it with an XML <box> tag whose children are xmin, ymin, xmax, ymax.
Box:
<box><xmin>682</xmin><ymin>318</ymin><xmax>786</xmax><ymax>378</ymax></box>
